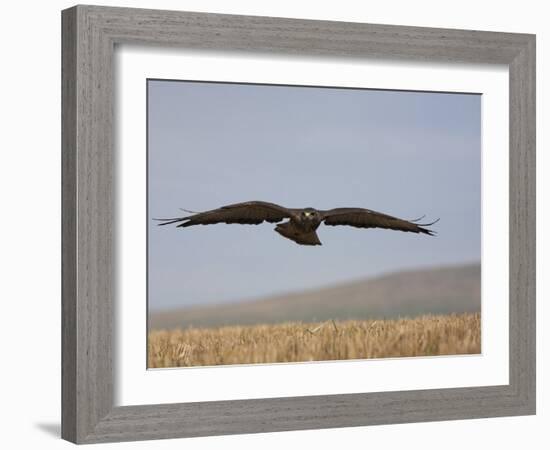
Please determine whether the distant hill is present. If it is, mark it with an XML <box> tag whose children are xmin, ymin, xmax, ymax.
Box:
<box><xmin>149</xmin><ymin>263</ymin><xmax>481</xmax><ymax>330</ymax></box>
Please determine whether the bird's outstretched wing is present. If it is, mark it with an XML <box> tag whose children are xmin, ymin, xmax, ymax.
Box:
<box><xmin>154</xmin><ymin>201</ymin><xmax>295</xmax><ymax>227</ymax></box>
<box><xmin>320</xmin><ymin>208</ymin><xmax>439</xmax><ymax>236</ymax></box>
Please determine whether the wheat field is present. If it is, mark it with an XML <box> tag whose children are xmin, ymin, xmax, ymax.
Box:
<box><xmin>148</xmin><ymin>312</ymin><xmax>480</xmax><ymax>368</ymax></box>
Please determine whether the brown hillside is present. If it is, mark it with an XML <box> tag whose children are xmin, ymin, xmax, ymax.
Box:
<box><xmin>149</xmin><ymin>263</ymin><xmax>480</xmax><ymax>330</ymax></box>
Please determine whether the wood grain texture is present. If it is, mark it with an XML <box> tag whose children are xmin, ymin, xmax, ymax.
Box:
<box><xmin>508</xmin><ymin>36</ymin><xmax>536</xmax><ymax>410</ymax></box>
<box><xmin>61</xmin><ymin>7</ymin><xmax>77</xmax><ymax>443</ymax></box>
<box><xmin>61</xmin><ymin>4</ymin><xmax>536</xmax><ymax>444</ymax></box>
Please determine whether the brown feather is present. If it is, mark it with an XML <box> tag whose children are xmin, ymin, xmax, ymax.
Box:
<box><xmin>156</xmin><ymin>201</ymin><xmax>294</xmax><ymax>228</ymax></box>
<box><xmin>321</xmin><ymin>208</ymin><xmax>438</xmax><ymax>235</ymax></box>
<box><xmin>275</xmin><ymin>222</ymin><xmax>322</xmax><ymax>246</ymax></box>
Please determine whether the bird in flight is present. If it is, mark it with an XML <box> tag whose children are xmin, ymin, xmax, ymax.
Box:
<box><xmin>155</xmin><ymin>201</ymin><xmax>439</xmax><ymax>246</ymax></box>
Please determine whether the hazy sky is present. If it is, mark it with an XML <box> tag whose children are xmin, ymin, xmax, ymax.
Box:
<box><xmin>148</xmin><ymin>80</ymin><xmax>481</xmax><ymax>311</ymax></box>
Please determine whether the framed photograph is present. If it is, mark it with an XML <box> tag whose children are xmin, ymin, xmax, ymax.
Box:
<box><xmin>61</xmin><ymin>5</ymin><xmax>535</xmax><ymax>444</ymax></box>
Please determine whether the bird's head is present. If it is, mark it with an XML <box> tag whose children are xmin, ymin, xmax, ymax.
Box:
<box><xmin>302</xmin><ymin>208</ymin><xmax>318</xmax><ymax>221</ymax></box>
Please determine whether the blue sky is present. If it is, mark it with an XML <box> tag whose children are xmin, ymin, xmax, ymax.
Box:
<box><xmin>148</xmin><ymin>80</ymin><xmax>481</xmax><ymax>311</ymax></box>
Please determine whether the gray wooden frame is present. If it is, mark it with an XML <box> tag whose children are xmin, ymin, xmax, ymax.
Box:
<box><xmin>62</xmin><ymin>4</ymin><xmax>536</xmax><ymax>444</ymax></box>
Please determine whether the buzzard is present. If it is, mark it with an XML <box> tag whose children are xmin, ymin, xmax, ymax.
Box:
<box><xmin>155</xmin><ymin>201</ymin><xmax>438</xmax><ymax>246</ymax></box>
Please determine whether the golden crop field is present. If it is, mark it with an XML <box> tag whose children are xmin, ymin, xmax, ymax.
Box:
<box><xmin>148</xmin><ymin>312</ymin><xmax>481</xmax><ymax>368</ymax></box>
